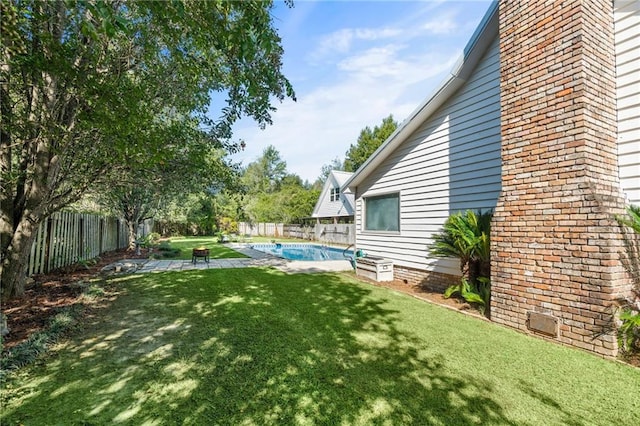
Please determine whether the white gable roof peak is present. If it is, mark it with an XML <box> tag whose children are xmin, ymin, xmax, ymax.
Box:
<box><xmin>311</xmin><ymin>170</ymin><xmax>355</xmax><ymax>218</ymax></box>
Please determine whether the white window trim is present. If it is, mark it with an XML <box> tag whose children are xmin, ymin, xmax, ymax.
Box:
<box><xmin>362</xmin><ymin>191</ymin><xmax>401</xmax><ymax>234</ymax></box>
<box><xmin>330</xmin><ymin>187</ymin><xmax>340</xmax><ymax>202</ymax></box>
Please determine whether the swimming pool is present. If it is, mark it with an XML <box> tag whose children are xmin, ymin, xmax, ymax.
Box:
<box><xmin>250</xmin><ymin>243</ymin><xmax>353</xmax><ymax>261</ymax></box>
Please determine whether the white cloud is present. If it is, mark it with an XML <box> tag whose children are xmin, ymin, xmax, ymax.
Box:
<box><xmin>353</xmin><ymin>27</ymin><xmax>403</xmax><ymax>41</ymax></box>
<box><xmin>318</xmin><ymin>29</ymin><xmax>354</xmax><ymax>55</ymax></box>
<box><xmin>420</xmin><ymin>9</ymin><xmax>461</xmax><ymax>35</ymax></box>
<box><xmin>310</xmin><ymin>26</ymin><xmax>402</xmax><ymax>62</ymax></box>
<box><xmin>232</xmin><ymin>48</ymin><xmax>459</xmax><ymax>182</ymax></box>
<box><xmin>307</xmin><ymin>5</ymin><xmax>466</xmax><ymax>65</ymax></box>
<box><xmin>337</xmin><ymin>44</ymin><xmax>409</xmax><ymax>78</ymax></box>
<box><xmin>227</xmin><ymin>1</ymin><xmax>492</xmax><ymax>182</ymax></box>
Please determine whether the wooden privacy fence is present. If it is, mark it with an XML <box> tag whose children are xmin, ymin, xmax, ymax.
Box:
<box><xmin>314</xmin><ymin>223</ymin><xmax>355</xmax><ymax>245</ymax></box>
<box><xmin>237</xmin><ymin>222</ymin><xmax>284</xmax><ymax>237</ymax></box>
<box><xmin>27</xmin><ymin>211</ymin><xmax>128</xmax><ymax>276</ymax></box>
<box><xmin>283</xmin><ymin>224</ymin><xmax>314</xmax><ymax>240</ymax></box>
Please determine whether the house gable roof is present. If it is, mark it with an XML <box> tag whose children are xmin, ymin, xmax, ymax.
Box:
<box><xmin>311</xmin><ymin>170</ymin><xmax>355</xmax><ymax>218</ymax></box>
<box><xmin>344</xmin><ymin>1</ymin><xmax>499</xmax><ymax>190</ymax></box>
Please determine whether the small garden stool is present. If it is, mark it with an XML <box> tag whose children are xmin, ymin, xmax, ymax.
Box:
<box><xmin>192</xmin><ymin>247</ymin><xmax>210</xmax><ymax>264</ymax></box>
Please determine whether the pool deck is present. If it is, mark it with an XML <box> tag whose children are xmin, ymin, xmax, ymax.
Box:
<box><xmin>134</xmin><ymin>243</ymin><xmax>354</xmax><ymax>274</ymax></box>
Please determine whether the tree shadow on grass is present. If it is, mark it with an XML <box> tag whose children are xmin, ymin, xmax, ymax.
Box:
<box><xmin>2</xmin><ymin>268</ymin><xmax>517</xmax><ymax>425</ymax></box>
<box><xmin>517</xmin><ymin>380</ymin><xmax>587</xmax><ymax>426</ymax></box>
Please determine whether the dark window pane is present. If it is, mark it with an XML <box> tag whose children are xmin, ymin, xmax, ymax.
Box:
<box><xmin>365</xmin><ymin>193</ymin><xmax>399</xmax><ymax>231</ymax></box>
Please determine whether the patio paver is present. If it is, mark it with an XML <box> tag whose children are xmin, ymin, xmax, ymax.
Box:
<box><xmin>133</xmin><ymin>244</ymin><xmax>354</xmax><ymax>274</ymax></box>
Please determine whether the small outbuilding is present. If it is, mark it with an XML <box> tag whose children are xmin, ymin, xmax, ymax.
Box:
<box><xmin>311</xmin><ymin>170</ymin><xmax>355</xmax><ymax>224</ymax></box>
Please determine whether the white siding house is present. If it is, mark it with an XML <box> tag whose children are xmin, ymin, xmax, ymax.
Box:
<box><xmin>344</xmin><ymin>0</ymin><xmax>639</xmax><ymax>279</ymax></box>
<box><xmin>615</xmin><ymin>0</ymin><xmax>640</xmax><ymax>204</ymax></box>
<box><xmin>311</xmin><ymin>170</ymin><xmax>355</xmax><ymax>223</ymax></box>
<box><xmin>344</xmin><ymin>3</ymin><xmax>500</xmax><ymax>277</ymax></box>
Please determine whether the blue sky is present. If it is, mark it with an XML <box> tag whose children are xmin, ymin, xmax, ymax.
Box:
<box><xmin>222</xmin><ymin>0</ymin><xmax>494</xmax><ymax>183</ymax></box>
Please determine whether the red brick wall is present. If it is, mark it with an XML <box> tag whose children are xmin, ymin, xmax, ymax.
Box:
<box><xmin>492</xmin><ymin>0</ymin><xmax>632</xmax><ymax>357</ymax></box>
<box><xmin>393</xmin><ymin>265</ymin><xmax>459</xmax><ymax>293</ymax></box>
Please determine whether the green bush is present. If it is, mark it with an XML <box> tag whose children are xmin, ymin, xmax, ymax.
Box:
<box><xmin>430</xmin><ymin>210</ymin><xmax>492</xmax><ymax>316</ymax></box>
<box><xmin>443</xmin><ymin>277</ymin><xmax>491</xmax><ymax>315</ymax></box>
<box><xmin>149</xmin><ymin>241</ymin><xmax>181</xmax><ymax>259</ymax></box>
<box><xmin>139</xmin><ymin>232</ymin><xmax>162</xmax><ymax>248</ymax></box>
<box><xmin>147</xmin><ymin>232</ymin><xmax>161</xmax><ymax>245</ymax></box>
<box><xmin>618</xmin><ymin>309</ymin><xmax>640</xmax><ymax>354</ymax></box>
<box><xmin>157</xmin><ymin>241</ymin><xmax>174</xmax><ymax>251</ymax></box>
<box><xmin>1</xmin><ymin>305</ymin><xmax>83</xmax><ymax>379</ymax></box>
<box><xmin>615</xmin><ymin>204</ymin><xmax>640</xmax><ymax>356</ymax></box>
<box><xmin>150</xmin><ymin>250</ymin><xmax>181</xmax><ymax>259</ymax></box>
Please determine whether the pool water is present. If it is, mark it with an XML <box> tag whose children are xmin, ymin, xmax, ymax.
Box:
<box><xmin>251</xmin><ymin>243</ymin><xmax>353</xmax><ymax>261</ymax></box>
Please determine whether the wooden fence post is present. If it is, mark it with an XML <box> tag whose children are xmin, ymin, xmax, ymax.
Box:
<box><xmin>99</xmin><ymin>218</ymin><xmax>104</xmax><ymax>254</ymax></box>
<box><xmin>79</xmin><ymin>216</ymin><xmax>85</xmax><ymax>261</ymax></box>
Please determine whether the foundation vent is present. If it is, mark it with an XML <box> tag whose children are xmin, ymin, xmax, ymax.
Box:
<box><xmin>527</xmin><ymin>312</ymin><xmax>558</xmax><ymax>337</ymax></box>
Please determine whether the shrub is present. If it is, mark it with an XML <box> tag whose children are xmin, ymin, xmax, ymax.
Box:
<box><xmin>615</xmin><ymin>204</ymin><xmax>640</xmax><ymax>356</ymax></box>
<box><xmin>443</xmin><ymin>276</ymin><xmax>492</xmax><ymax>315</ymax></box>
<box><xmin>1</xmin><ymin>305</ymin><xmax>83</xmax><ymax>379</ymax></box>
<box><xmin>618</xmin><ymin>309</ymin><xmax>640</xmax><ymax>354</ymax></box>
<box><xmin>147</xmin><ymin>232</ymin><xmax>161</xmax><ymax>245</ymax></box>
<box><xmin>150</xmin><ymin>250</ymin><xmax>181</xmax><ymax>259</ymax></box>
<box><xmin>139</xmin><ymin>232</ymin><xmax>162</xmax><ymax>248</ymax></box>
<box><xmin>157</xmin><ymin>241</ymin><xmax>174</xmax><ymax>251</ymax></box>
<box><xmin>430</xmin><ymin>210</ymin><xmax>492</xmax><ymax>315</ymax></box>
<box><xmin>149</xmin><ymin>241</ymin><xmax>181</xmax><ymax>258</ymax></box>
<box><xmin>218</xmin><ymin>217</ymin><xmax>238</xmax><ymax>234</ymax></box>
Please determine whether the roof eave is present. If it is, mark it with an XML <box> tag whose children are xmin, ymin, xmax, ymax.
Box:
<box><xmin>343</xmin><ymin>0</ymin><xmax>499</xmax><ymax>191</ymax></box>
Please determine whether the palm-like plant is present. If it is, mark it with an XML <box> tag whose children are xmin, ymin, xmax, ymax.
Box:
<box><xmin>430</xmin><ymin>210</ymin><xmax>491</xmax><ymax>282</ymax></box>
<box><xmin>618</xmin><ymin>204</ymin><xmax>640</xmax><ymax>234</ymax></box>
<box><xmin>615</xmin><ymin>204</ymin><xmax>640</xmax><ymax>355</ymax></box>
<box><xmin>617</xmin><ymin>205</ymin><xmax>640</xmax><ymax>293</ymax></box>
<box><xmin>430</xmin><ymin>210</ymin><xmax>492</xmax><ymax>315</ymax></box>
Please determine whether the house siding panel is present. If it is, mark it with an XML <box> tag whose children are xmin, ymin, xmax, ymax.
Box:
<box><xmin>615</xmin><ymin>0</ymin><xmax>640</xmax><ymax>205</ymax></box>
<box><xmin>355</xmin><ymin>37</ymin><xmax>501</xmax><ymax>275</ymax></box>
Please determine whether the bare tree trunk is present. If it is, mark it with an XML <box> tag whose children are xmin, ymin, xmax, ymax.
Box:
<box><xmin>1</xmin><ymin>28</ymin><xmax>14</xmax><ymax>272</ymax></box>
<box><xmin>0</xmin><ymin>215</ymin><xmax>41</xmax><ymax>300</ymax></box>
<box><xmin>127</xmin><ymin>219</ymin><xmax>138</xmax><ymax>250</ymax></box>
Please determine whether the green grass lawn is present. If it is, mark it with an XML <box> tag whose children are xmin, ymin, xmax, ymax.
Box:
<box><xmin>153</xmin><ymin>236</ymin><xmax>248</xmax><ymax>260</ymax></box>
<box><xmin>2</xmin><ymin>269</ymin><xmax>639</xmax><ymax>425</ymax></box>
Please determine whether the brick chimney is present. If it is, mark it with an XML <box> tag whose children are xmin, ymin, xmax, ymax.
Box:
<box><xmin>492</xmin><ymin>0</ymin><xmax>632</xmax><ymax>357</ymax></box>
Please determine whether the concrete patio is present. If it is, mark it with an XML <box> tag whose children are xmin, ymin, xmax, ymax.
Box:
<box><xmin>133</xmin><ymin>244</ymin><xmax>354</xmax><ymax>274</ymax></box>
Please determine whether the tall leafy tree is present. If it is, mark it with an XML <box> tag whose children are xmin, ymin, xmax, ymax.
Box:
<box><xmin>154</xmin><ymin>190</ymin><xmax>239</xmax><ymax>237</ymax></box>
<box><xmin>314</xmin><ymin>157</ymin><xmax>344</xmax><ymax>189</ymax></box>
<box><xmin>241</xmin><ymin>145</ymin><xmax>288</xmax><ymax>194</ymax></box>
<box><xmin>1</xmin><ymin>0</ymin><xmax>294</xmax><ymax>298</ymax></box>
<box><xmin>239</xmin><ymin>146</ymin><xmax>319</xmax><ymax>223</ymax></box>
<box><xmin>96</xmin><ymin>128</ymin><xmax>238</xmax><ymax>247</ymax></box>
<box><xmin>344</xmin><ymin>115</ymin><xmax>398</xmax><ymax>172</ymax></box>
<box><xmin>243</xmin><ymin>184</ymin><xmax>319</xmax><ymax>224</ymax></box>
<box><xmin>277</xmin><ymin>185</ymin><xmax>320</xmax><ymax>223</ymax></box>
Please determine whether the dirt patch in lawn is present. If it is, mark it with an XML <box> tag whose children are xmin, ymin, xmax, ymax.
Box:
<box><xmin>1</xmin><ymin>248</ymin><xmax>150</xmax><ymax>352</ymax></box>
